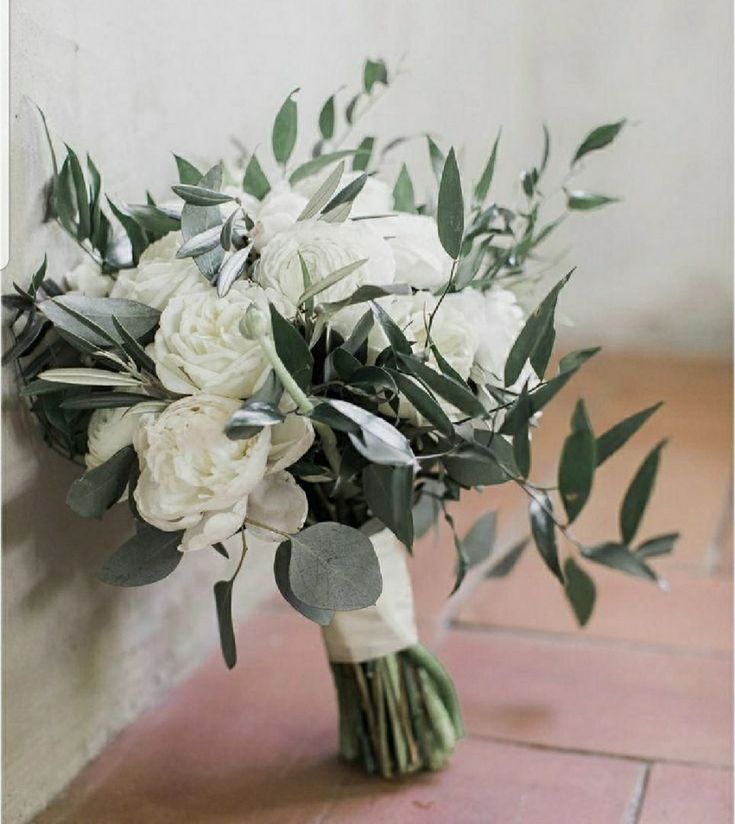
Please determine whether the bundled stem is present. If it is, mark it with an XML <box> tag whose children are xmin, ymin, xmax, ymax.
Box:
<box><xmin>329</xmin><ymin>644</ymin><xmax>463</xmax><ymax>777</ymax></box>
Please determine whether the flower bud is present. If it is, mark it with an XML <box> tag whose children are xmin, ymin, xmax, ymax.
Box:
<box><xmin>239</xmin><ymin>304</ymin><xmax>270</xmax><ymax>340</ymax></box>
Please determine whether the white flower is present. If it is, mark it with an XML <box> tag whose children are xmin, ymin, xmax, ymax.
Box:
<box><xmin>249</xmin><ymin>184</ymin><xmax>308</xmax><ymax>252</ymax></box>
<box><xmin>257</xmin><ymin>219</ymin><xmax>395</xmax><ymax>307</ymax></box>
<box><xmin>294</xmin><ymin>171</ymin><xmax>393</xmax><ymax>218</ymax></box>
<box><xmin>85</xmin><ymin>406</ymin><xmax>140</xmax><ymax>469</ymax></box>
<box><xmin>267</xmin><ymin>412</ymin><xmax>314</xmax><ymax>473</ymax></box>
<box><xmin>110</xmin><ymin>232</ymin><xmax>209</xmax><ymax>311</ymax></box>
<box><xmin>245</xmin><ymin>470</ymin><xmax>308</xmax><ymax>544</ymax></box>
<box><xmin>133</xmin><ymin>394</ymin><xmax>270</xmax><ymax>551</ymax></box>
<box><xmin>151</xmin><ymin>281</ymin><xmax>284</xmax><ymax>399</ymax></box>
<box><xmin>473</xmin><ymin>287</ymin><xmax>529</xmax><ymax>384</ymax></box>
<box><xmin>64</xmin><ymin>258</ymin><xmax>112</xmax><ymax>298</ymax></box>
<box><xmin>369</xmin><ymin>214</ymin><xmax>451</xmax><ymax>290</ymax></box>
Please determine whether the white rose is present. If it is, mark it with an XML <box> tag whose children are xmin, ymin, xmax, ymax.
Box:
<box><xmin>85</xmin><ymin>406</ymin><xmax>140</xmax><ymax>469</ymax></box>
<box><xmin>151</xmin><ymin>281</ymin><xmax>286</xmax><ymax>399</ymax></box>
<box><xmin>64</xmin><ymin>258</ymin><xmax>112</xmax><ymax>298</ymax></box>
<box><xmin>294</xmin><ymin>171</ymin><xmax>393</xmax><ymax>219</ymax></box>
<box><xmin>473</xmin><ymin>287</ymin><xmax>530</xmax><ymax>384</ymax></box>
<box><xmin>133</xmin><ymin>394</ymin><xmax>270</xmax><ymax>551</ymax></box>
<box><xmin>267</xmin><ymin>412</ymin><xmax>314</xmax><ymax>474</ymax></box>
<box><xmin>257</xmin><ymin>219</ymin><xmax>395</xmax><ymax>307</ymax></box>
<box><xmin>110</xmin><ymin>232</ymin><xmax>209</xmax><ymax>311</ymax></box>
<box><xmin>245</xmin><ymin>470</ymin><xmax>309</xmax><ymax>544</ymax></box>
<box><xmin>369</xmin><ymin>214</ymin><xmax>451</xmax><ymax>290</ymax></box>
<box><xmin>249</xmin><ymin>183</ymin><xmax>308</xmax><ymax>252</ymax></box>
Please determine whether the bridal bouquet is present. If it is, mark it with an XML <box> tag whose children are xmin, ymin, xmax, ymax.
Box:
<box><xmin>5</xmin><ymin>59</ymin><xmax>676</xmax><ymax>778</ymax></box>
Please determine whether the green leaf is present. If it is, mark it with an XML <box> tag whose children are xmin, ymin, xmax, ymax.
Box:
<box><xmin>106</xmin><ymin>197</ymin><xmax>147</xmax><ymax>264</ymax></box>
<box><xmin>284</xmin><ymin>522</ymin><xmax>382</xmax><ymax>610</ymax></box>
<box><xmin>396</xmin><ymin>353</ymin><xmax>485</xmax><ymax>419</ymax></box>
<box><xmin>563</xmin><ymin>557</ymin><xmax>596</xmax><ymax>626</ymax></box>
<box><xmin>323</xmin><ymin>173</ymin><xmax>367</xmax><ymax>215</ymax></box>
<box><xmin>539</xmin><ymin>124</ymin><xmax>551</xmax><ymax>176</ymax></box>
<box><xmin>174</xmin><ymin>154</ymin><xmax>203</xmax><ymax>185</ymax></box>
<box><xmin>473</xmin><ymin>130</ymin><xmax>501</xmax><ymax>206</ymax></box>
<box><xmin>319</xmin><ymin>283</ymin><xmax>411</xmax><ymax>314</ymax></box>
<box><xmin>67</xmin><ymin>445</ymin><xmax>136</xmax><ymax>518</ymax></box>
<box><xmin>272</xmin><ymin>88</ymin><xmax>299</xmax><ymax>166</ymax></box>
<box><xmin>620</xmin><ymin>440</ymin><xmax>666</xmax><ymax>544</ymax></box>
<box><xmin>363</xmin><ymin>463</ymin><xmax>415</xmax><ymax>547</ymax></box>
<box><xmin>345</xmin><ymin>93</ymin><xmax>361</xmax><ymax>124</ymax></box>
<box><xmin>636</xmin><ymin>532</ymin><xmax>679</xmax><ymax>560</ymax></box>
<box><xmin>462</xmin><ymin>511</ymin><xmax>497</xmax><ymax>567</ymax></box>
<box><xmin>530</xmin><ymin>319</ymin><xmax>556</xmax><ymax>379</ymax></box>
<box><xmin>427</xmin><ymin>136</ymin><xmax>445</xmax><ymax>183</ymax></box>
<box><xmin>504</xmin><ymin>270</ymin><xmax>573</xmax><ymax>386</ymax></box>
<box><xmin>40</xmin><ymin>295</ymin><xmax>160</xmax><ymax>348</ymax></box>
<box><xmin>111</xmin><ymin>315</ymin><xmax>157</xmax><ymax>373</ymax></box>
<box><xmin>180</xmin><ymin>163</ymin><xmax>225</xmax><ymax>280</ymax></box>
<box><xmin>214</xmin><ymin>576</ymin><xmax>237</xmax><ymax>669</ymax></box>
<box><xmin>363</xmin><ymin>59</ymin><xmax>388</xmax><ymax>93</ymax></box>
<box><xmin>176</xmin><ymin>224</ymin><xmax>223</xmax><ymax>259</ymax></box>
<box><xmin>225</xmin><ymin>400</ymin><xmax>285</xmax><ymax>440</ymax></box>
<box><xmin>353</xmin><ymin>137</ymin><xmax>375</xmax><ymax>172</ymax></box>
<box><xmin>512</xmin><ymin>384</ymin><xmax>531</xmax><ymax>479</ymax></box>
<box><xmin>567</xmin><ymin>191</ymin><xmax>620</xmax><ymax>211</ymax></box>
<box><xmin>558</xmin><ymin>399</ymin><xmax>596</xmax><ymax>523</ymax></box>
<box><xmin>370</xmin><ymin>300</ymin><xmax>412</xmax><ymax>355</ymax></box>
<box><xmin>269</xmin><ymin>303</ymin><xmax>313</xmax><ymax>391</ymax></box>
<box><xmin>572</xmin><ymin>120</ymin><xmax>626</xmax><ymax>165</ymax></box>
<box><xmin>583</xmin><ymin>542</ymin><xmax>656</xmax><ymax>582</ymax></box>
<box><xmin>172</xmin><ymin>184</ymin><xmax>234</xmax><ymax>207</ymax></box>
<box><xmin>318</xmin><ymin>95</ymin><xmax>335</xmax><ymax>140</ymax></box>
<box><xmin>274</xmin><ymin>541</ymin><xmax>334</xmax><ymax>625</ymax></box>
<box><xmin>596</xmin><ymin>402</ymin><xmax>662</xmax><ymax>466</ymax></box>
<box><xmin>122</xmin><ymin>203</ymin><xmax>180</xmax><ymax>237</ymax></box>
<box><xmin>444</xmin><ymin>441</ymin><xmax>513</xmax><ymax>488</ymax></box>
<box><xmin>97</xmin><ymin>523</ymin><xmax>184</xmax><ymax>586</ymax></box>
<box><xmin>390</xmin><ymin>371</ymin><xmax>453</xmax><ymax>437</ymax></box>
<box><xmin>66</xmin><ymin>145</ymin><xmax>91</xmax><ymax>241</ymax></box>
<box><xmin>289</xmin><ymin>150</ymin><xmax>355</xmax><ymax>185</ymax></box>
<box><xmin>412</xmin><ymin>480</ymin><xmax>443</xmax><ymax>539</ymax></box>
<box><xmin>298</xmin><ymin>258</ymin><xmax>367</xmax><ymax>306</ymax></box>
<box><xmin>59</xmin><ymin>392</ymin><xmax>151</xmax><ymax>411</ymax></box>
<box><xmin>297</xmin><ymin>160</ymin><xmax>345</xmax><ymax>220</ymax></box>
<box><xmin>393</xmin><ymin>164</ymin><xmax>416</xmax><ymax>213</ymax></box>
<box><xmin>243</xmin><ymin>153</ymin><xmax>271</xmax><ymax>200</ymax></box>
<box><xmin>485</xmin><ymin>537</ymin><xmax>529</xmax><ymax>577</ymax></box>
<box><xmin>530</xmin><ymin>492</ymin><xmax>563</xmax><ymax>583</ymax></box>
<box><xmin>217</xmin><ymin>244</ymin><xmax>252</xmax><ymax>298</ymax></box>
<box><xmin>558</xmin><ymin>347</ymin><xmax>602</xmax><ymax>374</ymax></box>
<box><xmin>437</xmin><ymin>148</ymin><xmax>464</xmax><ymax>258</ymax></box>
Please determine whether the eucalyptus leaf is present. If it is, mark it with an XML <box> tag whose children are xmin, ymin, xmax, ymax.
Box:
<box><xmin>390</xmin><ymin>371</ymin><xmax>453</xmax><ymax>437</ymax></box>
<box><xmin>485</xmin><ymin>537</ymin><xmax>529</xmax><ymax>578</ymax></box>
<box><xmin>243</xmin><ymin>153</ymin><xmax>271</xmax><ymax>200</ymax></box>
<box><xmin>353</xmin><ymin>137</ymin><xmax>375</xmax><ymax>172</ymax></box>
<box><xmin>363</xmin><ymin>58</ymin><xmax>388</xmax><ymax>93</ymax></box>
<box><xmin>39</xmin><ymin>368</ymin><xmax>141</xmax><ymax>387</ymax></box>
<box><xmin>323</xmin><ymin>173</ymin><xmax>368</xmax><ymax>214</ymax></box>
<box><xmin>461</xmin><ymin>510</ymin><xmax>497</xmax><ymax>567</ymax></box>
<box><xmin>636</xmin><ymin>532</ymin><xmax>679</xmax><ymax>560</ymax></box>
<box><xmin>620</xmin><ymin>440</ymin><xmax>666</xmax><ymax>544</ymax></box>
<box><xmin>289</xmin><ymin>150</ymin><xmax>355</xmax><ymax>185</ymax></box>
<box><xmin>217</xmin><ymin>244</ymin><xmax>252</xmax><ymax>297</ymax></box>
<box><xmin>572</xmin><ymin>120</ymin><xmax>626</xmax><ymax>165</ymax></box>
<box><xmin>393</xmin><ymin>164</ymin><xmax>416</xmax><ymax>213</ymax></box>
<box><xmin>272</xmin><ymin>88</ymin><xmax>299</xmax><ymax>166</ymax></box>
<box><xmin>530</xmin><ymin>492</ymin><xmax>563</xmax><ymax>583</ymax></box>
<box><xmin>318</xmin><ymin>95</ymin><xmax>335</xmax><ymax>140</ymax></box>
<box><xmin>583</xmin><ymin>542</ymin><xmax>656</xmax><ymax>582</ymax></box>
<box><xmin>473</xmin><ymin>130</ymin><xmax>501</xmax><ymax>206</ymax></box>
<box><xmin>298</xmin><ymin>258</ymin><xmax>367</xmax><ymax>305</ymax></box>
<box><xmin>285</xmin><ymin>522</ymin><xmax>382</xmax><ymax>610</ymax></box>
<box><xmin>176</xmin><ymin>225</ymin><xmax>223</xmax><ymax>258</ymax></box>
<box><xmin>214</xmin><ymin>577</ymin><xmax>237</xmax><ymax>669</ymax></box>
<box><xmin>363</xmin><ymin>463</ymin><xmax>415</xmax><ymax>547</ymax></box>
<box><xmin>297</xmin><ymin>161</ymin><xmax>345</xmax><ymax>220</ymax></box>
<box><xmin>269</xmin><ymin>303</ymin><xmax>313</xmax><ymax>391</ymax></box>
<box><xmin>174</xmin><ymin>154</ymin><xmax>203</xmax><ymax>185</ymax></box>
<box><xmin>274</xmin><ymin>541</ymin><xmax>334</xmax><ymax>624</ymax></box>
<box><xmin>596</xmin><ymin>402</ymin><xmax>662</xmax><ymax>466</ymax></box>
<box><xmin>558</xmin><ymin>399</ymin><xmax>596</xmax><ymax>523</ymax></box>
<box><xmin>97</xmin><ymin>523</ymin><xmax>184</xmax><ymax>587</ymax></box>
<box><xmin>397</xmin><ymin>353</ymin><xmax>485</xmax><ymax>418</ymax></box>
<box><xmin>67</xmin><ymin>445</ymin><xmax>136</xmax><ymax>518</ymax></box>
<box><xmin>427</xmin><ymin>136</ymin><xmax>445</xmax><ymax>183</ymax></box>
<box><xmin>181</xmin><ymin>163</ymin><xmax>225</xmax><ymax>280</ymax></box>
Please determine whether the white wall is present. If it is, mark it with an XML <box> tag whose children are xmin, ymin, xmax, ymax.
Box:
<box><xmin>3</xmin><ymin>1</ymin><xmax>731</xmax><ymax>821</ymax></box>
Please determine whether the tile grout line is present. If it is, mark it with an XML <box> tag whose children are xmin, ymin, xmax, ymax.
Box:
<box><xmin>451</xmin><ymin>619</ymin><xmax>732</xmax><ymax>660</ymax></box>
<box><xmin>464</xmin><ymin>732</ymin><xmax>733</xmax><ymax>771</ymax></box>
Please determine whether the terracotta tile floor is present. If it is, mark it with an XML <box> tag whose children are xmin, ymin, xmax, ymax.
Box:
<box><xmin>34</xmin><ymin>354</ymin><xmax>733</xmax><ymax>823</ymax></box>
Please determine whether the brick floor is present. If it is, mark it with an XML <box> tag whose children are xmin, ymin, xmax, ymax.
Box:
<box><xmin>32</xmin><ymin>354</ymin><xmax>733</xmax><ymax>823</ymax></box>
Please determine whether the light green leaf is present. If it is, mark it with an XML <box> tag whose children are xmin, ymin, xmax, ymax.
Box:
<box><xmin>171</xmin><ymin>184</ymin><xmax>234</xmax><ymax>207</ymax></box>
<box><xmin>462</xmin><ymin>510</ymin><xmax>497</xmax><ymax>567</ymax></box>
<box><xmin>289</xmin><ymin>150</ymin><xmax>355</xmax><ymax>185</ymax></box>
<box><xmin>567</xmin><ymin>191</ymin><xmax>620</xmax><ymax>210</ymax></box>
<box><xmin>298</xmin><ymin>258</ymin><xmax>367</xmax><ymax>306</ymax></box>
<box><xmin>353</xmin><ymin>137</ymin><xmax>375</xmax><ymax>172</ymax></box>
<box><xmin>216</xmin><ymin>244</ymin><xmax>252</xmax><ymax>298</ymax></box>
<box><xmin>636</xmin><ymin>532</ymin><xmax>679</xmax><ymax>560</ymax></box>
<box><xmin>437</xmin><ymin>147</ymin><xmax>464</xmax><ymax>258</ymax></box>
<box><xmin>274</xmin><ymin>541</ymin><xmax>334</xmax><ymax>624</ymax></box>
<box><xmin>363</xmin><ymin>59</ymin><xmax>388</xmax><ymax>93</ymax></box>
<box><xmin>572</xmin><ymin>120</ymin><xmax>626</xmax><ymax>165</ymax></box>
<box><xmin>427</xmin><ymin>136</ymin><xmax>445</xmax><ymax>183</ymax></box>
<box><xmin>174</xmin><ymin>154</ymin><xmax>203</xmax><ymax>185</ymax></box>
<box><xmin>318</xmin><ymin>95</ymin><xmax>335</xmax><ymax>140</ymax></box>
<box><xmin>272</xmin><ymin>88</ymin><xmax>299</xmax><ymax>166</ymax></box>
<box><xmin>393</xmin><ymin>164</ymin><xmax>416</xmax><ymax>213</ymax></box>
<box><xmin>297</xmin><ymin>161</ymin><xmax>345</xmax><ymax>220</ymax></box>
<box><xmin>243</xmin><ymin>153</ymin><xmax>271</xmax><ymax>200</ymax></box>
<box><xmin>39</xmin><ymin>368</ymin><xmax>141</xmax><ymax>387</ymax></box>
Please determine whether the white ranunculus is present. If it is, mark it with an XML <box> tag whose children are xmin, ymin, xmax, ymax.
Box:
<box><xmin>257</xmin><ymin>219</ymin><xmax>395</xmax><ymax>307</ymax></box>
<box><xmin>152</xmin><ymin>282</ymin><xmax>286</xmax><ymax>399</ymax></box>
<box><xmin>267</xmin><ymin>413</ymin><xmax>314</xmax><ymax>474</ymax></box>
<box><xmin>85</xmin><ymin>406</ymin><xmax>140</xmax><ymax>469</ymax></box>
<box><xmin>249</xmin><ymin>183</ymin><xmax>308</xmax><ymax>252</ymax></box>
<box><xmin>110</xmin><ymin>232</ymin><xmax>209</xmax><ymax>311</ymax></box>
<box><xmin>64</xmin><ymin>257</ymin><xmax>113</xmax><ymax>298</ymax></box>
<box><xmin>473</xmin><ymin>287</ymin><xmax>529</xmax><ymax>384</ymax></box>
<box><xmin>294</xmin><ymin>171</ymin><xmax>393</xmax><ymax>219</ymax></box>
<box><xmin>133</xmin><ymin>394</ymin><xmax>270</xmax><ymax>551</ymax></box>
<box><xmin>369</xmin><ymin>214</ymin><xmax>451</xmax><ymax>290</ymax></box>
<box><xmin>244</xmin><ymin>470</ymin><xmax>309</xmax><ymax>544</ymax></box>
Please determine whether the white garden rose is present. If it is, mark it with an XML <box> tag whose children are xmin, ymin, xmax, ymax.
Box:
<box><xmin>133</xmin><ymin>394</ymin><xmax>270</xmax><ymax>552</ymax></box>
<box><xmin>85</xmin><ymin>406</ymin><xmax>140</xmax><ymax>469</ymax></box>
<box><xmin>267</xmin><ymin>412</ymin><xmax>314</xmax><ymax>474</ymax></box>
<box><xmin>249</xmin><ymin>183</ymin><xmax>308</xmax><ymax>252</ymax></box>
<box><xmin>370</xmin><ymin>214</ymin><xmax>451</xmax><ymax>290</ymax></box>
<box><xmin>151</xmin><ymin>282</ymin><xmax>287</xmax><ymax>399</ymax></box>
<box><xmin>294</xmin><ymin>171</ymin><xmax>393</xmax><ymax>218</ymax></box>
<box><xmin>64</xmin><ymin>257</ymin><xmax>113</xmax><ymax>298</ymax></box>
<box><xmin>245</xmin><ymin>470</ymin><xmax>309</xmax><ymax>544</ymax></box>
<box><xmin>257</xmin><ymin>219</ymin><xmax>395</xmax><ymax>307</ymax></box>
<box><xmin>110</xmin><ymin>232</ymin><xmax>209</xmax><ymax>311</ymax></box>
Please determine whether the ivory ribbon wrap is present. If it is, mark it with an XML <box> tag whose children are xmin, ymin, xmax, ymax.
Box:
<box><xmin>321</xmin><ymin>528</ymin><xmax>418</xmax><ymax>663</ymax></box>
